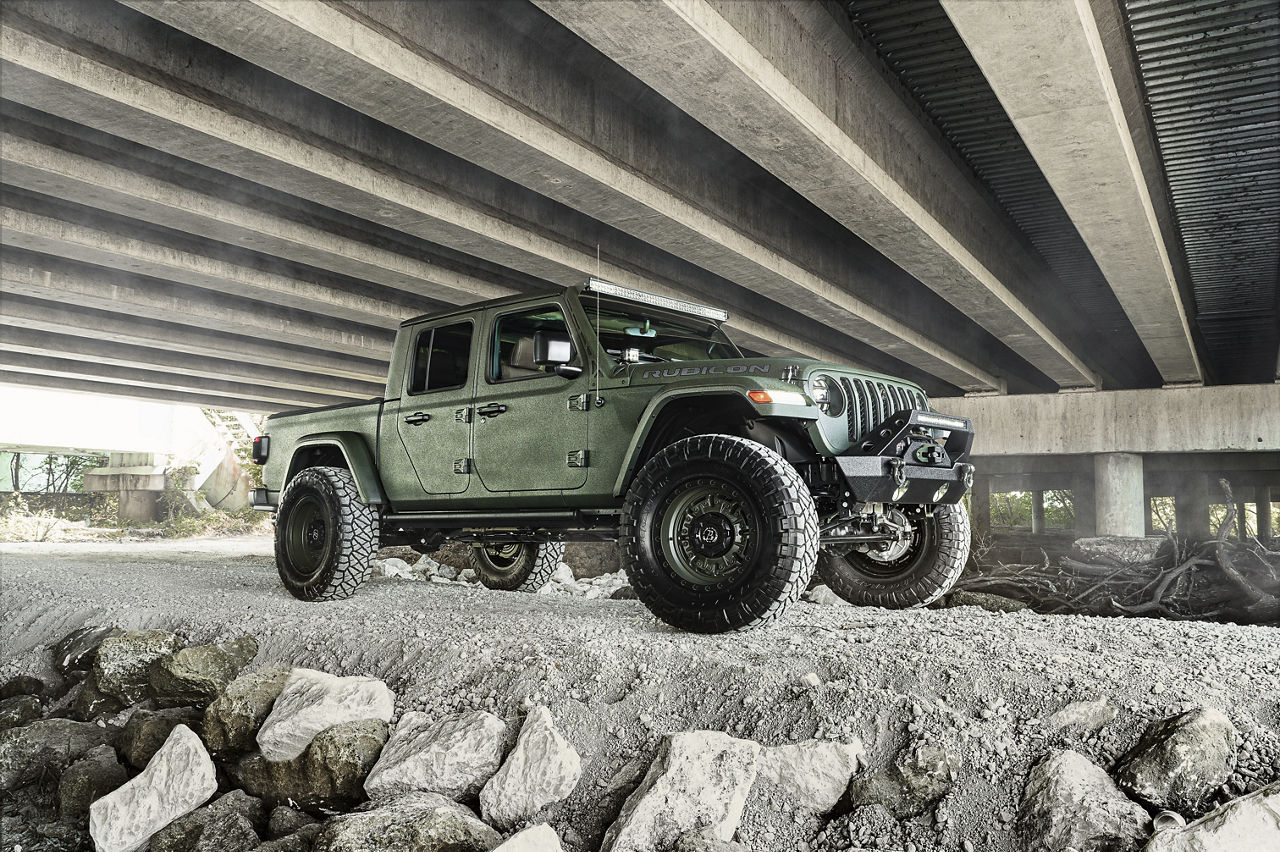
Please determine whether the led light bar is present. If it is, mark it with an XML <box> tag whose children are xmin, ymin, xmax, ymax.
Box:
<box><xmin>916</xmin><ymin>413</ymin><xmax>969</xmax><ymax>430</ymax></box>
<box><xmin>586</xmin><ymin>278</ymin><xmax>729</xmax><ymax>322</ymax></box>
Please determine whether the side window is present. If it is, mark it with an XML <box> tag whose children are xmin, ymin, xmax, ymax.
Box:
<box><xmin>407</xmin><ymin>321</ymin><xmax>472</xmax><ymax>394</ymax></box>
<box><xmin>491</xmin><ymin>306</ymin><xmax>575</xmax><ymax>382</ymax></box>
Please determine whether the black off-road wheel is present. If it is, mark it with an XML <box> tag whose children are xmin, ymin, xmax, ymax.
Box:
<box><xmin>275</xmin><ymin>466</ymin><xmax>379</xmax><ymax>601</ymax></box>
<box><xmin>816</xmin><ymin>503</ymin><xmax>969</xmax><ymax>608</ymax></box>
<box><xmin>468</xmin><ymin>542</ymin><xmax>564</xmax><ymax>592</ymax></box>
<box><xmin>621</xmin><ymin>434</ymin><xmax>819</xmax><ymax>633</ymax></box>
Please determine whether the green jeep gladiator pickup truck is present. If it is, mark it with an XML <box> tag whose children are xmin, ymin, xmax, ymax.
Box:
<box><xmin>251</xmin><ymin>279</ymin><xmax>975</xmax><ymax>632</ymax></box>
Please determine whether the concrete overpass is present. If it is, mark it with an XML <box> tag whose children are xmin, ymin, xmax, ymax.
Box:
<box><xmin>1</xmin><ymin>1</ymin><xmax>1276</xmax><ymax>534</ymax></box>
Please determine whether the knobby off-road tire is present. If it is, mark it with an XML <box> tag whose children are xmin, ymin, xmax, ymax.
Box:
<box><xmin>468</xmin><ymin>542</ymin><xmax>564</xmax><ymax>592</ymax></box>
<box><xmin>621</xmin><ymin>434</ymin><xmax>819</xmax><ymax>633</ymax></box>
<box><xmin>275</xmin><ymin>466</ymin><xmax>379</xmax><ymax>601</ymax></box>
<box><xmin>816</xmin><ymin>502</ymin><xmax>970</xmax><ymax>608</ymax></box>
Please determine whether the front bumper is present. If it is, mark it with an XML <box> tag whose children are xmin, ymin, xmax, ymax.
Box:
<box><xmin>834</xmin><ymin>408</ymin><xmax>976</xmax><ymax>505</ymax></box>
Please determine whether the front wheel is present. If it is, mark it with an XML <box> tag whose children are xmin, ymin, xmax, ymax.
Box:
<box><xmin>275</xmin><ymin>466</ymin><xmax>379</xmax><ymax>601</ymax></box>
<box><xmin>621</xmin><ymin>434</ymin><xmax>819</xmax><ymax>633</ymax></box>
<box><xmin>468</xmin><ymin>542</ymin><xmax>564</xmax><ymax>592</ymax></box>
<box><xmin>816</xmin><ymin>503</ymin><xmax>969</xmax><ymax>608</ymax></box>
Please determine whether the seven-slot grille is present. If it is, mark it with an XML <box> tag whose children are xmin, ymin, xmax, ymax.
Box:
<box><xmin>839</xmin><ymin>377</ymin><xmax>928</xmax><ymax>443</ymax></box>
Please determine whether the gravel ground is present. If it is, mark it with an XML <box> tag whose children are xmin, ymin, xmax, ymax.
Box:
<box><xmin>2</xmin><ymin>536</ymin><xmax>1278</xmax><ymax>851</ymax></box>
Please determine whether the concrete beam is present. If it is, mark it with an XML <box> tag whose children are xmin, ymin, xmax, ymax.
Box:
<box><xmin>941</xmin><ymin>0</ymin><xmax>1202</xmax><ymax>385</ymax></box>
<box><xmin>0</xmin><ymin>8</ymin><xmax>993</xmax><ymax>390</ymax></box>
<box><xmin>531</xmin><ymin>0</ymin><xmax>1100</xmax><ymax>389</ymax></box>
<box><xmin>0</xmin><ymin>370</ymin><xmax>287</xmax><ymax>414</ymax></box>
<box><xmin>937</xmin><ymin>385</ymin><xmax>1280</xmax><ymax>455</ymax></box>
<box><xmin>0</xmin><ymin>325</ymin><xmax>380</xmax><ymax>401</ymax></box>
<box><xmin>0</xmin><ymin>255</ymin><xmax>394</xmax><ymax>363</ymax></box>
<box><xmin>0</xmin><ymin>350</ymin><xmax>347</xmax><ymax>410</ymax></box>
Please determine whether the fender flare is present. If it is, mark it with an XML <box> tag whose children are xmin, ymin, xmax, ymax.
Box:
<box><xmin>288</xmin><ymin>432</ymin><xmax>387</xmax><ymax>506</ymax></box>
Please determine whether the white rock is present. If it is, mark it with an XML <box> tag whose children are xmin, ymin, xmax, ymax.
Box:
<box><xmin>1045</xmin><ymin>699</ymin><xmax>1118</xmax><ymax>736</ymax></box>
<box><xmin>494</xmin><ymin>824</ymin><xmax>565</xmax><ymax>851</ymax></box>
<box><xmin>1019</xmin><ymin>749</ymin><xmax>1150</xmax><ymax>852</ymax></box>
<box><xmin>759</xmin><ymin>738</ymin><xmax>865</xmax><ymax>813</ymax></box>
<box><xmin>89</xmin><ymin>725</ymin><xmax>217</xmax><ymax>852</ymax></box>
<box><xmin>601</xmin><ymin>731</ymin><xmax>763</xmax><ymax>852</ymax></box>
<box><xmin>551</xmin><ymin>563</ymin><xmax>575</xmax><ymax>584</ymax></box>
<box><xmin>480</xmin><ymin>706</ymin><xmax>581</xmax><ymax>829</ymax></box>
<box><xmin>256</xmin><ymin>669</ymin><xmax>394</xmax><ymax>762</ymax></box>
<box><xmin>803</xmin><ymin>585</ymin><xmax>849</xmax><ymax>606</ymax></box>
<box><xmin>1144</xmin><ymin>781</ymin><xmax>1280</xmax><ymax>852</ymax></box>
<box><xmin>364</xmin><ymin>710</ymin><xmax>507</xmax><ymax>801</ymax></box>
<box><xmin>371</xmin><ymin>557</ymin><xmax>418</xmax><ymax>579</ymax></box>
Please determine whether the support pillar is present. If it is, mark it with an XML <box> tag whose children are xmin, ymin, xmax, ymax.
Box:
<box><xmin>1031</xmin><ymin>490</ymin><xmax>1046</xmax><ymax>534</ymax></box>
<box><xmin>1257</xmin><ymin>487</ymin><xmax>1273</xmax><ymax>542</ymax></box>
<box><xmin>971</xmin><ymin>474</ymin><xmax>991</xmax><ymax>539</ymax></box>
<box><xmin>1073</xmin><ymin>469</ymin><xmax>1096</xmax><ymax>538</ymax></box>
<box><xmin>1094</xmin><ymin>453</ymin><xmax>1145</xmax><ymax>537</ymax></box>
<box><xmin>1175</xmin><ymin>474</ymin><xmax>1210</xmax><ymax>541</ymax></box>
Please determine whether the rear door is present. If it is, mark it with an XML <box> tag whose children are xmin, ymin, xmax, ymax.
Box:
<box><xmin>394</xmin><ymin>320</ymin><xmax>475</xmax><ymax>496</ymax></box>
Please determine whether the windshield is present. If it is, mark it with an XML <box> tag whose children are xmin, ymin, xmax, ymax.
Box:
<box><xmin>583</xmin><ymin>297</ymin><xmax>742</xmax><ymax>362</ymax></box>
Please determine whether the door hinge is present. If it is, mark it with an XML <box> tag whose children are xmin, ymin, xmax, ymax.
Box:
<box><xmin>453</xmin><ymin>458</ymin><xmax>471</xmax><ymax>474</ymax></box>
<box><xmin>567</xmin><ymin>449</ymin><xmax>589</xmax><ymax>468</ymax></box>
<box><xmin>568</xmin><ymin>393</ymin><xmax>590</xmax><ymax>412</ymax></box>
<box><xmin>455</xmin><ymin>407</ymin><xmax>472</xmax><ymax>423</ymax></box>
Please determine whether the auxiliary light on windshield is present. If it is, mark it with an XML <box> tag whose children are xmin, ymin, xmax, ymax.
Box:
<box><xmin>586</xmin><ymin>278</ymin><xmax>729</xmax><ymax>322</ymax></box>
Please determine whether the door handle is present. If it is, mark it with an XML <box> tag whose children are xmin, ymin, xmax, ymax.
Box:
<box><xmin>477</xmin><ymin>403</ymin><xmax>507</xmax><ymax>418</ymax></box>
<box><xmin>403</xmin><ymin>412</ymin><xmax>431</xmax><ymax>425</ymax></box>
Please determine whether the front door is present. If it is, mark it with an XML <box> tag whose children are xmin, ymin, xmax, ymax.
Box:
<box><xmin>471</xmin><ymin>303</ymin><xmax>590</xmax><ymax>493</ymax></box>
<box><xmin>395</xmin><ymin>320</ymin><xmax>475</xmax><ymax>496</ymax></box>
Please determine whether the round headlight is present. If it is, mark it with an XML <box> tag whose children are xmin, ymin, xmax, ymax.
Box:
<box><xmin>810</xmin><ymin>374</ymin><xmax>845</xmax><ymax>416</ymax></box>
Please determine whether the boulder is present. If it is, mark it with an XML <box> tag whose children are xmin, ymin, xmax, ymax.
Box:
<box><xmin>494</xmin><ymin>824</ymin><xmax>565</xmax><ymax>851</ymax></box>
<box><xmin>1045</xmin><ymin>698</ymin><xmax>1118</xmax><ymax>737</ymax></box>
<box><xmin>94</xmin><ymin>629</ymin><xmax>184</xmax><ymax>704</ymax></box>
<box><xmin>150</xmin><ymin>636</ymin><xmax>258</xmax><ymax>708</ymax></box>
<box><xmin>674</xmin><ymin>829</ymin><xmax>749</xmax><ymax>852</ymax></box>
<box><xmin>232</xmin><ymin>718</ymin><xmax>388</xmax><ymax>809</ymax></box>
<box><xmin>256</xmin><ymin>669</ymin><xmax>395</xmax><ymax>762</ymax></box>
<box><xmin>254</xmin><ymin>823</ymin><xmax>323</xmax><ymax>852</ymax></box>
<box><xmin>203</xmin><ymin>664</ymin><xmax>291</xmax><ymax>753</ymax></box>
<box><xmin>119</xmin><ymin>707</ymin><xmax>204</xmax><ymax>769</ymax></box>
<box><xmin>0</xmin><ymin>694</ymin><xmax>43</xmax><ymax>730</ymax></box>
<box><xmin>149</xmin><ymin>789</ymin><xmax>267</xmax><ymax>852</ymax></box>
<box><xmin>803</xmin><ymin>584</ymin><xmax>848</xmax><ymax>606</ymax></box>
<box><xmin>601</xmin><ymin>731</ymin><xmax>763</xmax><ymax>852</ymax></box>
<box><xmin>846</xmin><ymin>740</ymin><xmax>961</xmax><ymax>819</ymax></box>
<box><xmin>0</xmin><ymin>674</ymin><xmax>48</xmax><ymax>699</ymax></box>
<box><xmin>364</xmin><ymin>709</ymin><xmax>507</xmax><ymax>801</ymax></box>
<box><xmin>311</xmin><ymin>791</ymin><xmax>501</xmax><ymax>852</ymax></box>
<box><xmin>1115</xmin><ymin>707</ymin><xmax>1238</xmax><ymax>814</ymax></box>
<box><xmin>480</xmin><ymin>706</ymin><xmax>581</xmax><ymax>829</ymax></box>
<box><xmin>267</xmin><ymin>805</ymin><xmax>319</xmax><ymax>839</ymax></box>
<box><xmin>58</xmin><ymin>744</ymin><xmax>128</xmax><ymax>823</ymax></box>
<box><xmin>758</xmin><ymin>739</ymin><xmax>864</xmax><ymax>814</ymax></box>
<box><xmin>1143</xmin><ymin>781</ymin><xmax>1280</xmax><ymax>852</ymax></box>
<box><xmin>71</xmin><ymin>674</ymin><xmax>124</xmax><ymax>721</ymax></box>
<box><xmin>52</xmin><ymin>625</ymin><xmax>124</xmax><ymax>674</ymax></box>
<box><xmin>1019</xmin><ymin>749</ymin><xmax>1150</xmax><ymax>852</ymax></box>
<box><xmin>0</xmin><ymin>717</ymin><xmax>116</xmax><ymax>791</ymax></box>
<box><xmin>89</xmin><ymin>724</ymin><xmax>217</xmax><ymax>852</ymax></box>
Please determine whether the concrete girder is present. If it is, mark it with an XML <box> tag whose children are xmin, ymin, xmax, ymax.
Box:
<box><xmin>0</xmin><ymin>204</ymin><xmax>410</xmax><ymax>330</ymax></box>
<box><xmin>0</xmin><ymin>129</ymin><xmax>517</xmax><ymax>308</ymax></box>
<box><xmin>940</xmin><ymin>0</ymin><xmax>1203</xmax><ymax>385</ymax></box>
<box><xmin>0</xmin><ymin>369</ymin><xmax>288</xmax><ymax>414</ymax></box>
<box><xmin>0</xmin><ymin>325</ymin><xmax>380</xmax><ymax>401</ymax></box>
<box><xmin>120</xmin><ymin>0</ymin><xmax>1008</xmax><ymax>392</ymax></box>
<box><xmin>0</xmin><ymin>350</ymin><xmax>345</xmax><ymax>410</ymax></box>
<box><xmin>531</xmin><ymin>0</ymin><xmax>1100</xmax><ymax>390</ymax></box>
<box><xmin>0</xmin><ymin>255</ymin><xmax>395</xmax><ymax>363</ymax></box>
<box><xmin>0</xmin><ymin>14</ymin><xmax>992</xmax><ymax>390</ymax></box>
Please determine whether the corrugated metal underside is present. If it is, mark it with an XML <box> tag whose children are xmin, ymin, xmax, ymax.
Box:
<box><xmin>1124</xmin><ymin>0</ymin><xmax>1280</xmax><ymax>383</ymax></box>
<box><xmin>844</xmin><ymin>0</ymin><xmax>1161</xmax><ymax>388</ymax></box>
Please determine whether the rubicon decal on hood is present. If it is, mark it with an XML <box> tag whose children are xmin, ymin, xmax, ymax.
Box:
<box><xmin>640</xmin><ymin>365</ymin><xmax>771</xmax><ymax>379</ymax></box>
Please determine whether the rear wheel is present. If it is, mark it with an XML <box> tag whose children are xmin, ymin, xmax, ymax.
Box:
<box><xmin>468</xmin><ymin>542</ymin><xmax>563</xmax><ymax>592</ymax></box>
<box><xmin>816</xmin><ymin>503</ymin><xmax>969</xmax><ymax>608</ymax></box>
<box><xmin>275</xmin><ymin>466</ymin><xmax>379</xmax><ymax>601</ymax></box>
<box><xmin>621</xmin><ymin>434</ymin><xmax>818</xmax><ymax>633</ymax></box>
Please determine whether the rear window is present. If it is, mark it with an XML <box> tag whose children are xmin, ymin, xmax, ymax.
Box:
<box><xmin>408</xmin><ymin>321</ymin><xmax>473</xmax><ymax>394</ymax></box>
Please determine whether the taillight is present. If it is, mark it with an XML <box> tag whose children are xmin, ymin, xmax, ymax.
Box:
<box><xmin>251</xmin><ymin>436</ymin><xmax>270</xmax><ymax>464</ymax></box>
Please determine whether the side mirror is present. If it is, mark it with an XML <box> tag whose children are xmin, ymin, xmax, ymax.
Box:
<box><xmin>533</xmin><ymin>330</ymin><xmax>574</xmax><ymax>366</ymax></box>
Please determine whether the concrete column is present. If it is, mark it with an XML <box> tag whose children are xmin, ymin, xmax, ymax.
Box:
<box><xmin>971</xmin><ymin>475</ymin><xmax>991</xmax><ymax>538</ymax></box>
<box><xmin>1094</xmin><ymin>453</ymin><xmax>1145</xmax><ymax>537</ymax></box>
<box><xmin>1031</xmin><ymin>490</ymin><xmax>1046</xmax><ymax>534</ymax></box>
<box><xmin>1257</xmin><ymin>487</ymin><xmax>1273</xmax><ymax>542</ymax></box>
<box><xmin>119</xmin><ymin>490</ymin><xmax>160</xmax><ymax>524</ymax></box>
<box><xmin>1175</xmin><ymin>474</ymin><xmax>1211</xmax><ymax>541</ymax></box>
<box><xmin>1073</xmin><ymin>470</ymin><xmax>1097</xmax><ymax>537</ymax></box>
